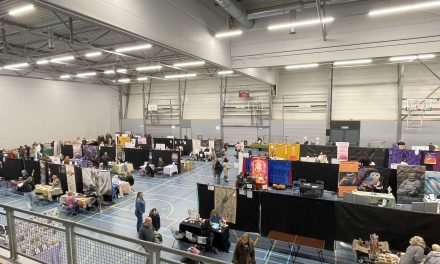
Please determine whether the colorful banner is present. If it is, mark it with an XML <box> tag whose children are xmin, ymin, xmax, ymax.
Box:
<box><xmin>357</xmin><ymin>167</ymin><xmax>389</xmax><ymax>192</ymax></box>
<box><xmin>138</xmin><ymin>137</ymin><xmax>146</xmax><ymax>144</ymax></box>
<box><xmin>397</xmin><ymin>165</ymin><xmax>425</xmax><ymax>204</ymax></box>
<box><xmin>388</xmin><ymin>145</ymin><xmax>422</xmax><ymax>167</ymax></box>
<box><xmin>336</xmin><ymin>142</ymin><xmax>349</xmax><ymax>161</ymax></box>
<box><xmin>65</xmin><ymin>164</ymin><xmax>76</xmax><ymax>193</ymax></box>
<box><xmin>251</xmin><ymin>157</ymin><xmax>268</xmax><ymax>185</ymax></box>
<box><xmin>338</xmin><ymin>161</ymin><xmax>359</xmax><ymax>197</ymax></box>
<box><xmin>82</xmin><ymin>145</ymin><xmax>98</xmax><ymax>160</ymax></box>
<box><xmin>424</xmin><ymin>152</ymin><xmax>437</xmax><ymax>165</ymax></box>
<box><xmin>268</xmin><ymin>143</ymin><xmax>300</xmax><ymax>160</ymax></box>
<box><xmin>425</xmin><ymin>171</ymin><xmax>440</xmax><ymax>197</ymax></box>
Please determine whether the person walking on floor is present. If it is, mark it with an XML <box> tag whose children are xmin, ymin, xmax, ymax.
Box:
<box><xmin>232</xmin><ymin>233</ymin><xmax>256</xmax><ymax>264</ymax></box>
<box><xmin>214</xmin><ymin>159</ymin><xmax>223</xmax><ymax>183</ymax></box>
<box><xmin>148</xmin><ymin>208</ymin><xmax>161</xmax><ymax>231</ymax></box>
<box><xmin>21</xmin><ymin>177</ymin><xmax>36</xmax><ymax>211</ymax></box>
<box><xmin>223</xmin><ymin>157</ymin><xmax>230</xmax><ymax>182</ymax></box>
<box><xmin>135</xmin><ymin>192</ymin><xmax>146</xmax><ymax>232</ymax></box>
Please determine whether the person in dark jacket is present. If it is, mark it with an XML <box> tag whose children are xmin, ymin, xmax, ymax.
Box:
<box><xmin>135</xmin><ymin>192</ymin><xmax>145</xmax><ymax>232</ymax></box>
<box><xmin>214</xmin><ymin>159</ymin><xmax>223</xmax><ymax>183</ymax></box>
<box><xmin>233</xmin><ymin>233</ymin><xmax>256</xmax><ymax>264</ymax></box>
<box><xmin>201</xmin><ymin>219</ymin><xmax>217</xmax><ymax>254</ymax></box>
<box><xmin>148</xmin><ymin>208</ymin><xmax>161</xmax><ymax>231</ymax></box>
<box><xmin>22</xmin><ymin>177</ymin><xmax>36</xmax><ymax>210</ymax></box>
<box><xmin>139</xmin><ymin>217</ymin><xmax>155</xmax><ymax>251</ymax></box>
<box><xmin>399</xmin><ymin>236</ymin><xmax>426</xmax><ymax>264</ymax></box>
<box><xmin>101</xmin><ymin>152</ymin><xmax>110</xmax><ymax>170</ymax></box>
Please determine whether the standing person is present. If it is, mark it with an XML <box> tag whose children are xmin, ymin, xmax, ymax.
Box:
<box><xmin>214</xmin><ymin>159</ymin><xmax>223</xmax><ymax>183</ymax></box>
<box><xmin>148</xmin><ymin>208</ymin><xmax>161</xmax><ymax>231</ymax></box>
<box><xmin>101</xmin><ymin>152</ymin><xmax>110</xmax><ymax>170</ymax></box>
<box><xmin>223</xmin><ymin>157</ymin><xmax>230</xmax><ymax>182</ymax></box>
<box><xmin>135</xmin><ymin>192</ymin><xmax>146</xmax><ymax>232</ymax></box>
<box><xmin>232</xmin><ymin>233</ymin><xmax>256</xmax><ymax>264</ymax></box>
<box><xmin>399</xmin><ymin>236</ymin><xmax>426</xmax><ymax>264</ymax></box>
<box><xmin>21</xmin><ymin>177</ymin><xmax>36</xmax><ymax>211</ymax></box>
<box><xmin>138</xmin><ymin>217</ymin><xmax>155</xmax><ymax>260</ymax></box>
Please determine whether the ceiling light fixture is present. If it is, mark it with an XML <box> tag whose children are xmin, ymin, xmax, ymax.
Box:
<box><xmin>85</xmin><ymin>51</ymin><xmax>102</xmax><ymax>58</ymax></box>
<box><xmin>215</xmin><ymin>30</ymin><xmax>243</xmax><ymax>38</ymax></box>
<box><xmin>268</xmin><ymin>17</ymin><xmax>334</xmax><ymax>31</ymax></box>
<box><xmin>164</xmin><ymin>73</ymin><xmax>197</xmax><ymax>79</ymax></box>
<box><xmin>285</xmin><ymin>63</ymin><xmax>319</xmax><ymax>70</ymax></box>
<box><xmin>8</xmin><ymin>4</ymin><xmax>34</xmax><ymax>16</ymax></box>
<box><xmin>173</xmin><ymin>61</ymin><xmax>205</xmax><ymax>68</ymax></box>
<box><xmin>118</xmin><ymin>78</ymin><xmax>130</xmax><ymax>83</ymax></box>
<box><xmin>368</xmin><ymin>1</ymin><xmax>440</xmax><ymax>16</ymax></box>
<box><xmin>115</xmin><ymin>44</ymin><xmax>152</xmax><ymax>53</ymax></box>
<box><xmin>76</xmin><ymin>72</ymin><xmax>96</xmax><ymax>78</ymax></box>
<box><xmin>104</xmin><ymin>70</ymin><xmax>115</xmax><ymax>75</ymax></box>
<box><xmin>136</xmin><ymin>65</ymin><xmax>162</xmax><ymax>71</ymax></box>
<box><xmin>418</xmin><ymin>54</ymin><xmax>436</xmax><ymax>59</ymax></box>
<box><xmin>50</xmin><ymin>55</ymin><xmax>75</xmax><ymax>63</ymax></box>
<box><xmin>116</xmin><ymin>69</ymin><xmax>127</xmax><ymax>73</ymax></box>
<box><xmin>333</xmin><ymin>59</ymin><xmax>373</xmax><ymax>66</ymax></box>
<box><xmin>60</xmin><ymin>74</ymin><xmax>71</xmax><ymax>79</ymax></box>
<box><xmin>36</xmin><ymin>59</ymin><xmax>49</xmax><ymax>65</ymax></box>
<box><xmin>137</xmin><ymin>77</ymin><xmax>148</xmax><ymax>81</ymax></box>
<box><xmin>389</xmin><ymin>54</ymin><xmax>436</xmax><ymax>62</ymax></box>
<box><xmin>218</xmin><ymin>70</ymin><xmax>234</xmax><ymax>75</ymax></box>
<box><xmin>4</xmin><ymin>62</ymin><xmax>29</xmax><ymax>69</ymax></box>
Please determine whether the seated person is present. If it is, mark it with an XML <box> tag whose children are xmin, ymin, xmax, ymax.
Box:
<box><xmin>65</xmin><ymin>191</ymin><xmax>81</xmax><ymax>214</ymax></box>
<box><xmin>209</xmin><ymin>209</ymin><xmax>222</xmax><ymax>224</ymax></box>
<box><xmin>112</xmin><ymin>175</ymin><xmax>124</xmax><ymax>199</ymax></box>
<box><xmin>200</xmin><ymin>219</ymin><xmax>217</xmax><ymax>254</ymax></box>
<box><xmin>51</xmin><ymin>175</ymin><xmax>61</xmax><ymax>189</ymax></box>
<box><xmin>358</xmin><ymin>154</ymin><xmax>371</xmax><ymax>167</ymax></box>
<box><xmin>244</xmin><ymin>172</ymin><xmax>256</xmax><ymax>190</ymax></box>
<box><xmin>63</xmin><ymin>156</ymin><xmax>70</xmax><ymax>165</ymax></box>
<box><xmin>144</xmin><ymin>163</ymin><xmax>155</xmax><ymax>177</ymax></box>
<box><xmin>101</xmin><ymin>152</ymin><xmax>110</xmax><ymax>170</ymax></box>
<box><xmin>157</xmin><ymin>158</ymin><xmax>165</xmax><ymax>172</ymax></box>
<box><xmin>122</xmin><ymin>171</ymin><xmax>135</xmax><ymax>186</ymax></box>
<box><xmin>20</xmin><ymin>170</ymin><xmax>29</xmax><ymax>180</ymax></box>
<box><xmin>236</xmin><ymin>172</ymin><xmax>247</xmax><ymax>189</ymax></box>
<box><xmin>198</xmin><ymin>149</ymin><xmax>205</xmax><ymax>161</ymax></box>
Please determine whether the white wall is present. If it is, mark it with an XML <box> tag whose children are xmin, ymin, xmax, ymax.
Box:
<box><xmin>0</xmin><ymin>76</ymin><xmax>119</xmax><ymax>148</ymax></box>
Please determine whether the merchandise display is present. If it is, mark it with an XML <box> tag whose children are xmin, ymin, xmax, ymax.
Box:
<box><xmin>396</xmin><ymin>165</ymin><xmax>425</xmax><ymax>204</ymax></box>
<box><xmin>34</xmin><ymin>185</ymin><xmax>62</xmax><ymax>202</ymax></box>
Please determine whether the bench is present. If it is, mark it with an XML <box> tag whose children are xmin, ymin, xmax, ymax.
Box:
<box><xmin>266</xmin><ymin>230</ymin><xmax>325</xmax><ymax>263</ymax></box>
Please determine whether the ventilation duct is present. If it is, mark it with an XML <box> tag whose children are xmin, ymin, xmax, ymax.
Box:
<box><xmin>214</xmin><ymin>0</ymin><xmax>255</xmax><ymax>28</ymax></box>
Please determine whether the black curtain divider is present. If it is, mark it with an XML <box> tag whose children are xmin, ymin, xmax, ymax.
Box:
<box><xmin>388</xmin><ymin>169</ymin><xmax>397</xmax><ymax>198</ymax></box>
<box><xmin>335</xmin><ymin>201</ymin><xmax>440</xmax><ymax>252</ymax></box>
<box><xmin>197</xmin><ymin>183</ymin><xmax>215</xmax><ymax>219</ymax></box>
<box><xmin>2</xmin><ymin>158</ymin><xmax>24</xmax><ymax>180</ymax></box>
<box><xmin>291</xmin><ymin>161</ymin><xmax>339</xmax><ymax>193</ymax></box>
<box><xmin>61</xmin><ymin>145</ymin><xmax>74</xmax><ymax>159</ymax></box>
<box><xmin>74</xmin><ymin>166</ymin><xmax>83</xmax><ymax>194</ymax></box>
<box><xmin>300</xmin><ymin>145</ymin><xmax>337</xmax><ymax>159</ymax></box>
<box><xmin>138</xmin><ymin>144</ymin><xmax>148</xmax><ymax>149</ymax></box>
<box><xmin>99</xmin><ymin>146</ymin><xmax>116</xmax><ymax>161</ymax></box>
<box><xmin>153</xmin><ymin>138</ymin><xmax>174</xmax><ymax>149</ymax></box>
<box><xmin>24</xmin><ymin>160</ymin><xmax>40</xmax><ymax>184</ymax></box>
<box><xmin>151</xmin><ymin>149</ymin><xmax>181</xmax><ymax>173</ymax></box>
<box><xmin>124</xmin><ymin>148</ymin><xmax>150</xmax><ymax>169</ymax></box>
<box><xmin>174</xmin><ymin>139</ymin><xmax>193</xmax><ymax>156</ymax></box>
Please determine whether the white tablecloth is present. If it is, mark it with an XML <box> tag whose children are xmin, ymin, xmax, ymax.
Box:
<box><xmin>163</xmin><ymin>164</ymin><xmax>178</xmax><ymax>176</ymax></box>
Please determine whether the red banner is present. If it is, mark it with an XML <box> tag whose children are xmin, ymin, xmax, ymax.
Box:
<box><xmin>251</xmin><ymin>157</ymin><xmax>268</xmax><ymax>185</ymax></box>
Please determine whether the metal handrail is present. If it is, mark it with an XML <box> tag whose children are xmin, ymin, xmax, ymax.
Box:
<box><xmin>0</xmin><ymin>203</ymin><xmax>229</xmax><ymax>264</ymax></box>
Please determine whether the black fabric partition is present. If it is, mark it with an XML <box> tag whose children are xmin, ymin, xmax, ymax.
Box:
<box><xmin>174</xmin><ymin>139</ymin><xmax>193</xmax><ymax>156</ymax></box>
<box><xmin>151</xmin><ymin>149</ymin><xmax>181</xmax><ymax>173</ymax></box>
<box><xmin>2</xmin><ymin>158</ymin><xmax>23</xmax><ymax>180</ymax></box>
<box><xmin>24</xmin><ymin>160</ymin><xmax>40</xmax><ymax>184</ymax></box>
<box><xmin>197</xmin><ymin>183</ymin><xmax>259</xmax><ymax>233</ymax></box>
<box><xmin>388</xmin><ymin>169</ymin><xmax>397</xmax><ymax>198</ymax></box>
<box><xmin>291</xmin><ymin>161</ymin><xmax>339</xmax><ymax>192</ymax></box>
<box><xmin>260</xmin><ymin>192</ymin><xmax>336</xmax><ymax>250</ymax></box>
<box><xmin>99</xmin><ymin>146</ymin><xmax>116</xmax><ymax>161</ymax></box>
<box><xmin>61</xmin><ymin>145</ymin><xmax>74</xmax><ymax>159</ymax></box>
<box><xmin>124</xmin><ymin>148</ymin><xmax>150</xmax><ymax>168</ymax></box>
<box><xmin>300</xmin><ymin>145</ymin><xmax>337</xmax><ymax>159</ymax></box>
<box><xmin>74</xmin><ymin>166</ymin><xmax>83</xmax><ymax>194</ymax></box>
<box><xmin>335</xmin><ymin>201</ymin><xmax>440</xmax><ymax>252</ymax></box>
<box><xmin>153</xmin><ymin>138</ymin><xmax>174</xmax><ymax>149</ymax></box>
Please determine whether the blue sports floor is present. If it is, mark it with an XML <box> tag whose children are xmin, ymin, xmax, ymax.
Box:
<box><xmin>0</xmin><ymin>149</ymin><xmax>358</xmax><ymax>264</ymax></box>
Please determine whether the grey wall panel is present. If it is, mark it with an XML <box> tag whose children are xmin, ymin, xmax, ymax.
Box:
<box><xmin>283</xmin><ymin>120</ymin><xmax>327</xmax><ymax>143</ymax></box>
<box><xmin>359</xmin><ymin>121</ymin><xmax>397</xmax><ymax>147</ymax></box>
<box><xmin>402</xmin><ymin>121</ymin><xmax>440</xmax><ymax>147</ymax></box>
<box><xmin>191</xmin><ymin>120</ymin><xmax>221</xmax><ymax>140</ymax></box>
<box><xmin>121</xmin><ymin>119</ymin><xmax>144</xmax><ymax>135</ymax></box>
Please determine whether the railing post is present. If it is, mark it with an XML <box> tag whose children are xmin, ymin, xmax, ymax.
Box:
<box><xmin>5</xmin><ymin>208</ymin><xmax>17</xmax><ymax>260</ymax></box>
<box><xmin>148</xmin><ymin>248</ymin><xmax>160</xmax><ymax>264</ymax></box>
<box><xmin>64</xmin><ymin>222</ymin><xmax>76</xmax><ymax>264</ymax></box>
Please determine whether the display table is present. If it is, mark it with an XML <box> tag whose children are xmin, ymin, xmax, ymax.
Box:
<box><xmin>179</xmin><ymin>220</ymin><xmax>230</xmax><ymax>252</ymax></box>
<box><xmin>164</xmin><ymin>164</ymin><xmax>178</xmax><ymax>176</ymax></box>
<box><xmin>299</xmin><ymin>182</ymin><xmax>324</xmax><ymax>198</ymax></box>
<box><xmin>59</xmin><ymin>195</ymin><xmax>95</xmax><ymax>208</ymax></box>
<box><xmin>113</xmin><ymin>163</ymin><xmax>134</xmax><ymax>174</ymax></box>
<box><xmin>352</xmin><ymin>190</ymin><xmax>396</xmax><ymax>208</ymax></box>
<box><xmin>35</xmin><ymin>185</ymin><xmax>62</xmax><ymax>202</ymax></box>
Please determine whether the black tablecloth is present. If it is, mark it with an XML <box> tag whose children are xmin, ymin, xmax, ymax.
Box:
<box><xmin>292</xmin><ymin>161</ymin><xmax>339</xmax><ymax>192</ymax></box>
<box><xmin>179</xmin><ymin>220</ymin><xmax>230</xmax><ymax>252</ymax></box>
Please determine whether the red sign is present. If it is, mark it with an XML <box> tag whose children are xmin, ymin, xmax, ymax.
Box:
<box><xmin>251</xmin><ymin>157</ymin><xmax>268</xmax><ymax>185</ymax></box>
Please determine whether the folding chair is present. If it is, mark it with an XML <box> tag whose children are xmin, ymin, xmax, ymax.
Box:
<box><xmin>171</xmin><ymin>228</ymin><xmax>185</xmax><ymax>248</ymax></box>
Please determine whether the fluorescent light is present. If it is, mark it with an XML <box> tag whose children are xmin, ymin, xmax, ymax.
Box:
<box><xmin>333</xmin><ymin>59</ymin><xmax>372</xmax><ymax>66</ymax></box>
<box><xmin>116</xmin><ymin>69</ymin><xmax>127</xmax><ymax>73</ymax></box>
<box><xmin>115</xmin><ymin>44</ymin><xmax>152</xmax><ymax>53</ymax></box>
<box><xmin>50</xmin><ymin>56</ymin><xmax>75</xmax><ymax>63</ymax></box>
<box><xmin>268</xmin><ymin>17</ymin><xmax>334</xmax><ymax>31</ymax></box>
<box><xmin>36</xmin><ymin>59</ymin><xmax>49</xmax><ymax>65</ymax></box>
<box><xmin>4</xmin><ymin>62</ymin><xmax>29</xmax><ymax>69</ymax></box>
<box><xmin>85</xmin><ymin>51</ymin><xmax>102</xmax><ymax>58</ymax></box>
<box><xmin>418</xmin><ymin>54</ymin><xmax>436</xmax><ymax>59</ymax></box>
<box><xmin>118</xmin><ymin>78</ymin><xmax>130</xmax><ymax>83</ymax></box>
<box><xmin>390</xmin><ymin>54</ymin><xmax>436</xmax><ymax>62</ymax></box>
<box><xmin>76</xmin><ymin>72</ymin><xmax>96</xmax><ymax>77</ymax></box>
<box><xmin>218</xmin><ymin>70</ymin><xmax>234</xmax><ymax>75</ymax></box>
<box><xmin>60</xmin><ymin>74</ymin><xmax>71</xmax><ymax>79</ymax></box>
<box><xmin>136</xmin><ymin>65</ymin><xmax>162</xmax><ymax>71</ymax></box>
<box><xmin>173</xmin><ymin>61</ymin><xmax>205</xmax><ymax>68</ymax></box>
<box><xmin>104</xmin><ymin>70</ymin><xmax>115</xmax><ymax>75</ymax></box>
<box><xmin>369</xmin><ymin>1</ymin><xmax>440</xmax><ymax>16</ymax></box>
<box><xmin>137</xmin><ymin>77</ymin><xmax>148</xmax><ymax>81</ymax></box>
<box><xmin>8</xmin><ymin>4</ymin><xmax>34</xmax><ymax>16</ymax></box>
<box><xmin>215</xmin><ymin>30</ymin><xmax>243</xmax><ymax>38</ymax></box>
<box><xmin>285</xmin><ymin>63</ymin><xmax>319</xmax><ymax>70</ymax></box>
<box><xmin>164</xmin><ymin>73</ymin><xmax>197</xmax><ymax>79</ymax></box>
